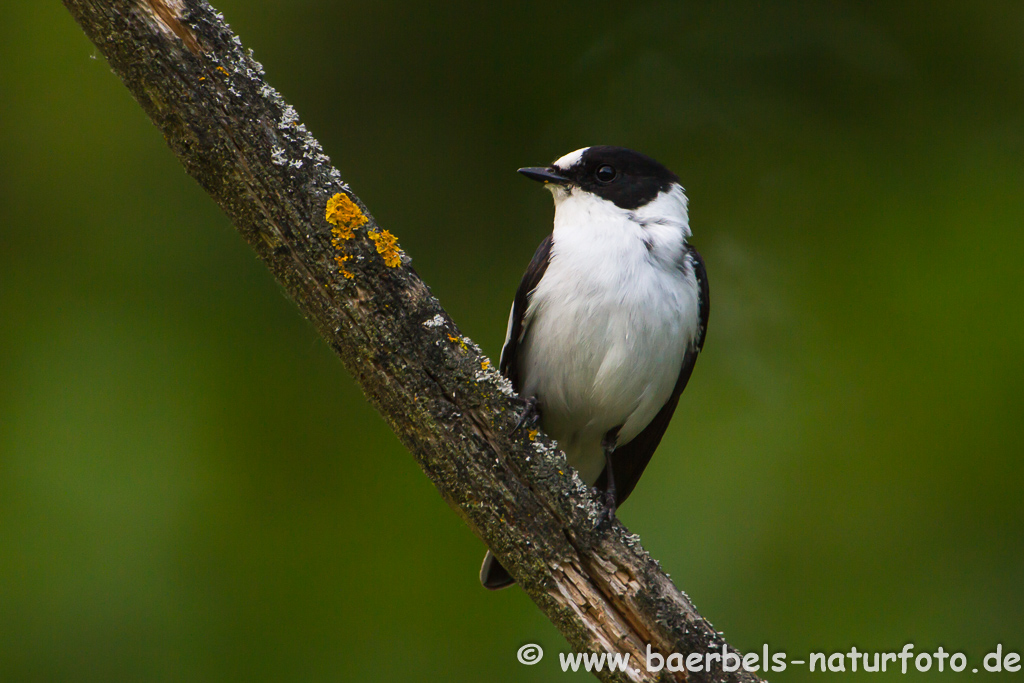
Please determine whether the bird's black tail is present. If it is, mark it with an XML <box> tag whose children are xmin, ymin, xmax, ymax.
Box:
<box><xmin>479</xmin><ymin>551</ymin><xmax>515</xmax><ymax>590</ymax></box>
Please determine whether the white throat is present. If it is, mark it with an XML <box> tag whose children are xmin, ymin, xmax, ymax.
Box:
<box><xmin>546</xmin><ymin>182</ymin><xmax>691</xmax><ymax>270</ymax></box>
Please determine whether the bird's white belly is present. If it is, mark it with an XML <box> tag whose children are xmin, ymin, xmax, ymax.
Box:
<box><xmin>519</xmin><ymin>251</ymin><xmax>698</xmax><ymax>485</ymax></box>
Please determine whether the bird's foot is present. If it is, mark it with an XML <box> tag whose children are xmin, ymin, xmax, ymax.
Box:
<box><xmin>511</xmin><ymin>396</ymin><xmax>540</xmax><ymax>435</ymax></box>
<box><xmin>595</xmin><ymin>433</ymin><xmax>618</xmax><ymax>529</ymax></box>
<box><xmin>595</xmin><ymin>488</ymin><xmax>618</xmax><ymax>529</ymax></box>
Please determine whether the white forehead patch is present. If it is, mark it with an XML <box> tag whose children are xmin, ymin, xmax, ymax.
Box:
<box><xmin>552</xmin><ymin>147</ymin><xmax>589</xmax><ymax>171</ymax></box>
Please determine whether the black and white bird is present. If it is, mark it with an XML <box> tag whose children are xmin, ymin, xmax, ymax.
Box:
<box><xmin>480</xmin><ymin>146</ymin><xmax>709</xmax><ymax>590</ymax></box>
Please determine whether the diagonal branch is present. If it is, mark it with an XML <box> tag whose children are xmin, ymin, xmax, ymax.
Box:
<box><xmin>60</xmin><ymin>2</ymin><xmax>765</xmax><ymax>681</ymax></box>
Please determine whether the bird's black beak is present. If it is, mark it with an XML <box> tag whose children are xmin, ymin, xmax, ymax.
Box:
<box><xmin>518</xmin><ymin>166</ymin><xmax>570</xmax><ymax>185</ymax></box>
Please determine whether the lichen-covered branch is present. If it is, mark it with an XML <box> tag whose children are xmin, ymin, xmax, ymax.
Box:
<box><xmin>60</xmin><ymin>2</ymin><xmax>765</xmax><ymax>681</ymax></box>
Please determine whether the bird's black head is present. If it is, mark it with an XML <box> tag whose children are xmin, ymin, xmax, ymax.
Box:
<box><xmin>519</xmin><ymin>146</ymin><xmax>680</xmax><ymax>210</ymax></box>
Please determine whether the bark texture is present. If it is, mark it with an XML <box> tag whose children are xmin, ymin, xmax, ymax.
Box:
<box><xmin>60</xmin><ymin>2</ymin><xmax>766</xmax><ymax>681</ymax></box>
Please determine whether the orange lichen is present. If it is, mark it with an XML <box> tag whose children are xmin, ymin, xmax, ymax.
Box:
<box><xmin>216</xmin><ymin>65</ymin><xmax>229</xmax><ymax>76</ymax></box>
<box><xmin>326</xmin><ymin>193</ymin><xmax>368</xmax><ymax>280</ymax></box>
<box><xmin>334</xmin><ymin>254</ymin><xmax>354</xmax><ymax>279</ymax></box>
<box><xmin>447</xmin><ymin>333</ymin><xmax>467</xmax><ymax>351</ymax></box>
<box><xmin>367</xmin><ymin>229</ymin><xmax>402</xmax><ymax>268</ymax></box>
<box><xmin>326</xmin><ymin>193</ymin><xmax>367</xmax><ymax>233</ymax></box>
<box><xmin>528</xmin><ymin>429</ymin><xmax>539</xmax><ymax>441</ymax></box>
<box><xmin>481</xmin><ymin>360</ymin><xmax>490</xmax><ymax>370</ymax></box>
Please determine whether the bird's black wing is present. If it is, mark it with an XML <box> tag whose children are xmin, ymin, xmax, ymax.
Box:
<box><xmin>596</xmin><ymin>245</ymin><xmax>710</xmax><ymax>506</ymax></box>
<box><xmin>499</xmin><ymin>234</ymin><xmax>553</xmax><ymax>391</ymax></box>
<box><xmin>482</xmin><ymin>234</ymin><xmax>553</xmax><ymax>590</ymax></box>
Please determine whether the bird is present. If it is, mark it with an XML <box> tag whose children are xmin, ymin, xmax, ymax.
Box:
<box><xmin>480</xmin><ymin>146</ymin><xmax>709</xmax><ymax>590</ymax></box>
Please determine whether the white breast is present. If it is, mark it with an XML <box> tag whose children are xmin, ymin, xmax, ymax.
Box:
<box><xmin>517</xmin><ymin>185</ymin><xmax>700</xmax><ymax>485</ymax></box>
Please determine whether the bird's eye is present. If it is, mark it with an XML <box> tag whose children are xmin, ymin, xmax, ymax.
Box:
<box><xmin>595</xmin><ymin>165</ymin><xmax>616</xmax><ymax>183</ymax></box>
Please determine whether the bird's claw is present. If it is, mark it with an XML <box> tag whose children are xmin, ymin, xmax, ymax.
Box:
<box><xmin>595</xmin><ymin>488</ymin><xmax>618</xmax><ymax>529</ymax></box>
<box><xmin>511</xmin><ymin>396</ymin><xmax>540</xmax><ymax>434</ymax></box>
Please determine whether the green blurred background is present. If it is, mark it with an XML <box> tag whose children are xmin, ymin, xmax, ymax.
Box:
<box><xmin>2</xmin><ymin>1</ymin><xmax>1022</xmax><ymax>681</ymax></box>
